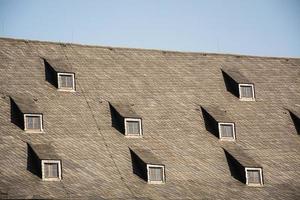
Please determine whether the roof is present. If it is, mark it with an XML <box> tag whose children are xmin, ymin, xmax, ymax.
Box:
<box><xmin>10</xmin><ymin>95</ymin><xmax>40</xmax><ymax>114</ymax></box>
<box><xmin>44</xmin><ymin>58</ymin><xmax>73</xmax><ymax>73</ymax></box>
<box><xmin>29</xmin><ymin>143</ymin><xmax>61</xmax><ymax>160</ymax></box>
<box><xmin>201</xmin><ymin>106</ymin><xmax>232</xmax><ymax>122</ymax></box>
<box><xmin>222</xmin><ymin>68</ymin><xmax>251</xmax><ymax>84</ymax></box>
<box><xmin>222</xmin><ymin>144</ymin><xmax>260</xmax><ymax>167</ymax></box>
<box><xmin>130</xmin><ymin>147</ymin><xmax>163</xmax><ymax>165</ymax></box>
<box><xmin>0</xmin><ymin>37</ymin><xmax>300</xmax><ymax>199</ymax></box>
<box><xmin>110</xmin><ymin>103</ymin><xmax>141</xmax><ymax>118</ymax></box>
<box><xmin>287</xmin><ymin>106</ymin><xmax>300</xmax><ymax>119</ymax></box>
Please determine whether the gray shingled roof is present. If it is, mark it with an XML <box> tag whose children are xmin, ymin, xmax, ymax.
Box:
<box><xmin>201</xmin><ymin>106</ymin><xmax>232</xmax><ymax>122</ymax></box>
<box><xmin>10</xmin><ymin>95</ymin><xmax>41</xmax><ymax>114</ymax></box>
<box><xmin>222</xmin><ymin>144</ymin><xmax>260</xmax><ymax>167</ymax></box>
<box><xmin>222</xmin><ymin>68</ymin><xmax>252</xmax><ymax>84</ymax></box>
<box><xmin>45</xmin><ymin>58</ymin><xmax>73</xmax><ymax>73</ymax></box>
<box><xmin>110</xmin><ymin>103</ymin><xmax>141</xmax><ymax>118</ymax></box>
<box><xmin>29</xmin><ymin>143</ymin><xmax>61</xmax><ymax>160</ymax></box>
<box><xmin>0</xmin><ymin>37</ymin><xmax>300</xmax><ymax>199</ymax></box>
<box><xmin>130</xmin><ymin>147</ymin><xmax>162</xmax><ymax>165</ymax></box>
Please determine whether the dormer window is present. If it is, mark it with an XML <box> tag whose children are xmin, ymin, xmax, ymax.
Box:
<box><xmin>218</xmin><ymin>122</ymin><xmax>235</xmax><ymax>140</ymax></box>
<box><xmin>239</xmin><ymin>84</ymin><xmax>255</xmax><ymax>100</ymax></box>
<box><xmin>201</xmin><ymin>106</ymin><xmax>236</xmax><ymax>141</ymax></box>
<box><xmin>57</xmin><ymin>73</ymin><xmax>75</xmax><ymax>91</ymax></box>
<box><xmin>44</xmin><ymin>59</ymin><xmax>76</xmax><ymax>92</ymax></box>
<box><xmin>24</xmin><ymin>114</ymin><xmax>43</xmax><ymax>132</ymax></box>
<box><xmin>28</xmin><ymin>143</ymin><xmax>62</xmax><ymax>181</ymax></box>
<box><xmin>130</xmin><ymin>147</ymin><xmax>165</xmax><ymax>184</ymax></box>
<box><xmin>147</xmin><ymin>164</ymin><xmax>165</xmax><ymax>184</ymax></box>
<box><xmin>110</xmin><ymin>103</ymin><xmax>143</xmax><ymax>137</ymax></box>
<box><xmin>246</xmin><ymin>168</ymin><xmax>263</xmax><ymax>186</ymax></box>
<box><xmin>42</xmin><ymin>160</ymin><xmax>62</xmax><ymax>181</ymax></box>
<box><xmin>223</xmin><ymin>148</ymin><xmax>264</xmax><ymax>187</ymax></box>
<box><xmin>125</xmin><ymin>118</ymin><xmax>142</xmax><ymax>136</ymax></box>
<box><xmin>10</xmin><ymin>96</ymin><xmax>43</xmax><ymax>132</ymax></box>
<box><xmin>222</xmin><ymin>69</ymin><xmax>255</xmax><ymax>101</ymax></box>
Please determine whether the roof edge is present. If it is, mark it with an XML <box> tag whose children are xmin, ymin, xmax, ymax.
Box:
<box><xmin>1</xmin><ymin>36</ymin><xmax>299</xmax><ymax>60</ymax></box>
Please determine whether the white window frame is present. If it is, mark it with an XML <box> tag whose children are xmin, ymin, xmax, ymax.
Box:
<box><xmin>57</xmin><ymin>72</ymin><xmax>75</xmax><ymax>92</ymax></box>
<box><xmin>124</xmin><ymin>118</ymin><xmax>143</xmax><ymax>137</ymax></box>
<box><xmin>239</xmin><ymin>83</ymin><xmax>255</xmax><ymax>101</ymax></box>
<box><xmin>42</xmin><ymin>160</ymin><xmax>62</xmax><ymax>181</ymax></box>
<box><xmin>218</xmin><ymin>122</ymin><xmax>236</xmax><ymax>141</ymax></box>
<box><xmin>245</xmin><ymin>167</ymin><xmax>263</xmax><ymax>186</ymax></box>
<box><xmin>24</xmin><ymin>114</ymin><xmax>43</xmax><ymax>133</ymax></box>
<box><xmin>147</xmin><ymin>164</ymin><xmax>165</xmax><ymax>184</ymax></box>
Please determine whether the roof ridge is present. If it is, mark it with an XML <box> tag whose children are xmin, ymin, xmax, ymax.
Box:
<box><xmin>1</xmin><ymin>36</ymin><xmax>299</xmax><ymax>60</ymax></box>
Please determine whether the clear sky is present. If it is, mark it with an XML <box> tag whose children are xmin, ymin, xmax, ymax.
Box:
<box><xmin>0</xmin><ymin>0</ymin><xmax>299</xmax><ymax>57</ymax></box>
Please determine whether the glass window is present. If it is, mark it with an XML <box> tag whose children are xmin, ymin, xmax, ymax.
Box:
<box><xmin>149</xmin><ymin>167</ymin><xmax>163</xmax><ymax>182</ymax></box>
<box><xmin>220</xmin><ymin>124</ymin><xmax>234</xmax><ymax>138</ymax></box>
<box><xmin>59</xmin><ymin>74</ymin><xmax>74</xmax><ymax>89</ymax></box>
<box><xmin>26</xmin><ymin>116</ymin><xmax>41</xmax><ymax>130</ymax></box>
<box><xmin>126</xmin><ymin>121</ymin><xmax>140</xmax><ymax>135</ymax></box>
<box><xmin>247</xmin><ymin>169</ymin><xmax>261</xmax><ymax>184</ymax></box>
<box><xmin>240</xmin><ymin>85</ymin><xmax>253</xmax><ymax>98</ymax></box>
<box><xmin>44</xmin><ymin>163</ymin><xmax>59</xmax><ymax>178</ymax></box>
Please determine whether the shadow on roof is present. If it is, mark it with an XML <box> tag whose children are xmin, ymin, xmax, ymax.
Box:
<box><xmin>223</xmin><ymin>149</ymin><xmax>246</xmax><ymax>184</ymax></box>
<box><xmin>27</xmin><ymin>143</ymin><xmax>42</xmax><ymax>179</ymax></box>
<box><xmin>129</xmin><ymin>148</ymin><xmax>148</xmax><ymax>182</ymax></box>
<box><xmin>200</xmin><ymin>106</ymin><xmax>219</xmax><ymax>138</ymax></box>
<box><xmin>10</xmin><ymin>97</ymin><xmax>23</xmax><ymax>130</ymax></box>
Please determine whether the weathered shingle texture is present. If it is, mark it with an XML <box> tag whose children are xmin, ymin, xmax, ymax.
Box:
<box><xmin>29</xmin><ymin>143</ymin><xmax>60</xmax><ymax>160</ymax></box>
<box><xmin>0</xmin><ymin>38</ymin><xmax>300</xmax><ymax>199</ymax></box>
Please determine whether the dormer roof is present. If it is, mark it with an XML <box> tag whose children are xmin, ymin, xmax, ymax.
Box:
<box><xmin>201</xmin><ymin>106</ymin><xmax>231</xmax><ymax>122</ymax></box>
<box><xmin>130</xmin><ymin>147</ymin><xmax>162</xmax><ymax>165</ymax></box>
<box><xmin>288</xmin><ymin>107</ymin><xmax>300</xmax><ymax>119</ymax></box>
<box><xmin>222</xmin><ymin>68</ymin><xmax>251</xmax><ymax>84</ymax></box>
<box><xmin>110</xmin><ymin>103</ymin><xmax>141</xmax><ymax>118</ymax></box>
<box><xmin>10</xmin><ymin>95</ymin><xmax>40</xmax><ymax>114</ymax></box>
<box><xmin>29</xmin><ymin>143</ymin><xmax>60</xmax><ymax>160</ymax></box>
<box><xmin>44</xmin><ymin>58</ymin><xmax>73</xmax><ymax>73</ymax></box>
<box><xmin>223</xmin><ymin>144</ymin><xmax>260</xmax><ymax>168</ymax></box>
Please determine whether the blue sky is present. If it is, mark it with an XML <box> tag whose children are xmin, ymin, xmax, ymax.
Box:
<box><xmin>0</xmin><ymin>0</ymin><xmax>299</xmax><ymax>57</ymax></box>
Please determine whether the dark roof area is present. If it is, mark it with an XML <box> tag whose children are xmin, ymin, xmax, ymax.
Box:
<box><xmin>288</xmin><ymin>106</ymin><xmax>300</xmax><ymax>118</ymax></box>
<box><xmin>110</xmin><ymin>103</ymin><xmax>141</xmax><ymax>118</ymax></box>
<box><xmin>130</xmin><ymin>147</ymin><xmax>163</xmax><ymax>165</ymax></box>
<box><xmin>10</xmin><ymin>95</ymin><xmax>40</xmax><ymax>114</ymax></box>
<box><xmin>222</xmin><ymin>68</ymin><xmax>251</xmax><ymax>84</ymax></box>
<box><xmin>0</xmin><ymin>37</ymin><xmax>300</xmax><ymax>199</ymax></box>
<box><xmin>29</xmin><ymin>143</ymin><xmax>60</xmax><ymax>160</ymax></box>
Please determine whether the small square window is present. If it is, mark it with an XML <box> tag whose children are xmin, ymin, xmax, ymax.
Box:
<box><xmin>218</xmin><ymin>123</ymin><xmax>235</xmax><ymax>140</ymax></box>
<box><xmin>45</xmin><ymin>163</ymin><xmax>59</xmax><ymax>178</ymax></box>
<box><xmin>125</xmin><ymin>118</ymin><xmax>142</xmax><ymax>136</ymax></box>
<box><xmin>147</xmin><ymin>165</ymin><xmax>165</xmax><ymax>184</ymax></box>
<box><xmin>42</xmin><ymin>160</ymin><xmax>61</xmax><ymax>181</ymax></box>
<box><xmin>24</xmin><ymin>114</ymin><xmax>43</xmax><ymax>132</ymax></box>
<box><xmin>239</xmin><ymin>84</ymin><xmax>255</xmax><ymax>100</ymax></box>
<box><xmin>246</xmin><ymin>168</ymin><xmax>263</xmax><ymax>186</ymax></box>
<box><xmin>58</xmin><ymin>73</ymin><xmax>75</xmax><ymax>91</ymax></box>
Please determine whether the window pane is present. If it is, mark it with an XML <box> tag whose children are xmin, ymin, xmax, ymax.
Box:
<box><xmin>126</xmin><ymin>121</ymin><xmax>140</xmax><ymax>135</ymax></box>
<box><xmin>149</xmin><ymin>167</ymin><xmax>163</xmax><ymax>182</ymax></box>
<box><xmin>26</xmin><ymin>116</ymin><xmax>41</xmax><ymax>130</ymax></box>
<box><xmin>59</xmin><ymin>75</ymin><xmax>73</xmax><ymax>88</ymax></box>
<box><xmin>247</xmin><ymin>170</ymin><xmax>261</xmax><ymax>184</ymax></box>
<box><xmin>220</xmin><ymin>124</ymin><xmax>234</xmax><ymax>138</ymax></box>
<box><xmin>240</xmin><ymin>86</ymin><xmax>253</xmax><ymax>98</ymax></box>
<box><xmin>44</xmin><ymin>163</ymin><xmax>59</xmax><ymax>178</ymax></box>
